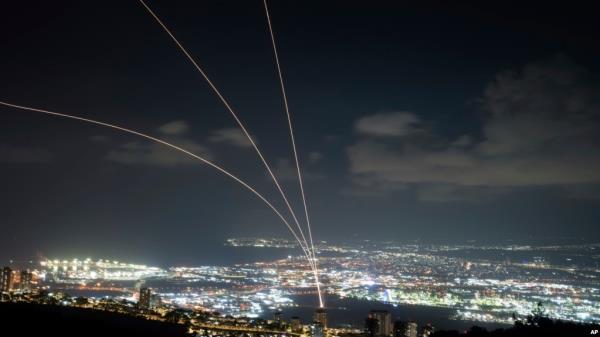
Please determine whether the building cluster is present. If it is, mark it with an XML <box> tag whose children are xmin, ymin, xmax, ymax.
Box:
<box><xmin>28</xmin><ymin>245</ymin><xmax>600</xmax><ymax>326</ymax></box>
<box><xmin>365</xmin><ymin>310</ymin><xmax>433</xmax><ymax>337</ymax></box>
<box><xmin>1</xmin><ymin>275</ymin><xmax>436</xmax><ymax>337</ymax></box>
<box><xmin>1</xmin><ymin>266</ymin><xmax>37</xmax><ymax>296</ymax></box>
<box><xmin>3</xmin><ymin>238</ymin><xmax>599</xmax><ymax>333</ymax></box>
<box><xmin>138</xmin><ymin>286</ymin><xmax>162</xmax><ymax>310</ymax></box>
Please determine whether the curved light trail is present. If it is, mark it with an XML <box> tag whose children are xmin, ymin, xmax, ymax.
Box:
<box><xmin>262</xmin><ymin>0</ymin><xmax>323</xmax><ymax>308</ymax></box>
<box><xmin>137</xmin><ymin>0</ymin><xmax>313</xmax><ymax>259</ymax></box>
<box><xmin>0</xmin><ymin>101</ymin><xmax>315</xmax><ymax>264</ymax></box>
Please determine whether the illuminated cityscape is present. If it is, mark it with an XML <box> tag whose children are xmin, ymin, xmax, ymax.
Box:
<box><xmin>2</xmin><ymin>238</ymin><xmax>599</xmax><ymax>336</ymax></box>
<box><xmin>2</xmin><ymin>1</ymin><xmax>600</xmax><ymax>336</ymax></box>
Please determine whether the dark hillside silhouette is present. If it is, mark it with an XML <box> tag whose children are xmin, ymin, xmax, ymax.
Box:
<box><xmin>0</xmin><ymin>302</ymin><xmax>188</xmax><ymax>337</ymax></box>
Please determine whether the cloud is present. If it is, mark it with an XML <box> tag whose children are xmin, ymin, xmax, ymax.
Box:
<box><xmin>208</xmin><ymin>127</ymin><xmax>253</xmax><ymax>148</ymax></box>
<box><xmin>355</xmin><ymin>111</ymin><xmax>422</xmax><ymax>137</ymax></box>
<box><xmin>347</xmin><ymin>55</ymin><xmax>600</xmax><ymax>201</ymax></box>
<box><xmin>105</xmin><ymin>121</ymin><xmax>212</xmax><ymax>167</ymax></box>
<box><xmin>0</xmin><ymin>144</ymin><xmax>53</xmax><ymax>163</ymax></box>
<box><xmin>451</xmin><ymin>135</ymin><xmax>472</xmax><ymax>147</ymax></box>
<box><xmin>565</xmin><ymin>184</ymin><xmax>600</xmax><ymax>200</ymax></box>
<box><xmin>272</xmin><ymin>158</ymin><xmax>325</xmax><ymax>182</ymax></box>
<box><xmin>157</xmin><ymin>120</ymin><xmax>189</xmax><ymax>136</ymax></box>
<box><xmin>106</xmin><ymin>139</ymin><xmax>211</xmax><ymax>167</ymax></box>
<box><xmin>415</xmin><ymin>184</ymin><xmax>510</xmax><ymax>203</ymax></box>
<box><xmin>477</xmin><ymin>55</ymin><xmax>596</xmax><ymax>156</ymax></box>
<box><xmin>308</xmin><ymin>151</ymin><xmax>323</xmax><ymax>164</ymax></box>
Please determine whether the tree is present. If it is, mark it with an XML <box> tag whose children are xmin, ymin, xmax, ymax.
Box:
<box><xmin>75</xmin><ymin>297</ymin><xmax>89</xmax><ymax>306</ymax></box>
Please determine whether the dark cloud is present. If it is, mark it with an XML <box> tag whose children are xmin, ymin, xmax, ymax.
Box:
<box><xmin>89</xmin><ymin>135</ymin><xmax>111</xmax><ymax>143</ymax></box>
<box><xmin>347</xmin><ymin>55</ymin><xmax>600</xmax><ymax>201</ymax></box>
<box><xmin>0</xmin><ymin>144</ymin><xmax>53</xmax><ymax>163</ymax></box>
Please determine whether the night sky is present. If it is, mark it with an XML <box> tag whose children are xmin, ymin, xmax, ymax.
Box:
<box><xmin>2</xmin><ymin>1</ymin><xmax>600</xmax><ymax>265</ymax></box>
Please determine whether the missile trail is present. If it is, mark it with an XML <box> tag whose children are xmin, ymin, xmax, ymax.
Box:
<box><xmin>0</xmin><ymin>100</ymin><xmax>315</xmax><ymax>263</ymax></box>
<box><xmin>262</xmin><ymin>0</ymin><xmax>323</xmax><ymax>308</ymax></box>
<box><xmin>137</xmin><ymin>0</ymin><xmax>313</xmax><ymax>261</ymax></box>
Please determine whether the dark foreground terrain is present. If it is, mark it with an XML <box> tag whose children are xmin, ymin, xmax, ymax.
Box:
<box><xmin>2</xmin><ymin>301</ymin><xmax>598</xmax><ymax>337</ymax></box>
<box><xmin>431</xmin><ymin>317</ymin><xmax>600</xmax><ymax>337</ymax></box>
<box><xmin>0</xmin><ymin>302</ymin><xmax>187</xmax><ymax>337</ymax></box>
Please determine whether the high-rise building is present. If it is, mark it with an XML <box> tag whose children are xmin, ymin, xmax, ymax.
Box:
<box><xmin>393</xmin><ymin>320</ymin><xmax>403</xmax><ymax>337</ymax></box>
<box><xmin>421</xmin><ymin>324</ymin><xmax>434</xmax><ymax>337</ymax></box>
<box><xmin>272</xmin><ymin>311</ymin><xmax>284</xmax><ymax>329</ymax></box>
<box><xmin>405</xmin><ymin>322</ymin><xmax>417</xmax><ymax>337</ymax></box>
<box><xmin>369</xmin><ymin>310</ymin><xmax>392</xmax><ymax>336</ymax></box>
<box><xmin>149</xmin><ymin>293</ymin><xmax>161</xmax><ymax>309</ymax></box>
<box><xmin>314</xmin><ymin>308</ymin><xmax>327</xmax><ymax>329</ymax></box>
<box><xmin>1</xmin><ymin>267</ymin><xmax>12</xmax><ymax>293</ymax></box>
<box><xmin>365</xmin><ymin>316</ymin><xmax>380</xmax><ymax>337</ymax></box>
<box><xmin>393</xmin><ymin>320</ymin><xmax>417</xmax><ymax>337</ymax></box>
<box><xmin>310</xmin><ymin>322</ymin><xmax>324</xmax><ymax>337</ymax></box>
<box><xmin>19</xmin><ymin>270</ymin><xmax>33</xmax><ymax>291</ymax></box>
<box><xmin>139</xmin><ymin>287</ymin><xmax>152</xmax><ymax>309</ymax></box>
<box><xmin>290</xmin><ymin>316</ymin><xmax>302</xmax><ymax>333</ymax></box>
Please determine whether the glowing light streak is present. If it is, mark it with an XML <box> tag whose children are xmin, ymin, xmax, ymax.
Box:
<box><xmin>0</xmin><ymin>101</ymin><xmax>314</xmax><ymax>263</ymax></box>
<box><xmin>137</xmin><ymin>0</ymin><xmax>312</xmax><ymax>258</ymax></box>
<box><xmin>262</xmin><ymin>0</ymin><xmax>322</xmax><ymax>307</ymax></box>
